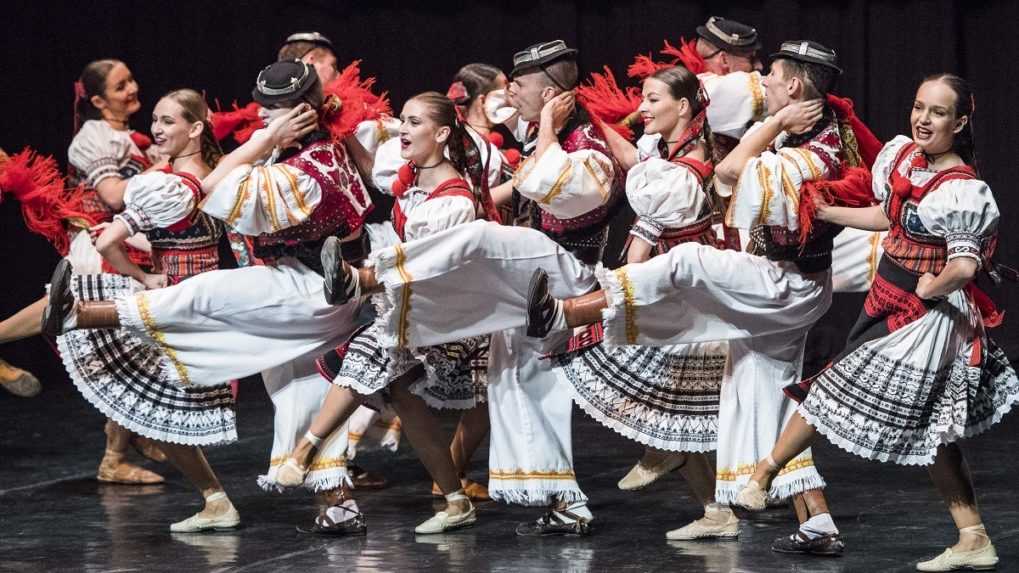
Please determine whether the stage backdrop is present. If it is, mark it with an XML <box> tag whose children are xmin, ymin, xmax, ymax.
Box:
<box><xmin>2</xmin><ymin>0</ymin><xmax>1016</xmax><ymax>383</ymax></box>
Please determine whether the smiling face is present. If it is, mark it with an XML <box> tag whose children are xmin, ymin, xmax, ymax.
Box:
<box><xmin>911</xmin><ymin>79</ymin><xmax>966</xmax><ymax>155</ymax></box>
<box><xmin>507</xmin><ymin>70</ymin><xmax>554</xmax><ymax>122</ymax></box>
<box><xmin>150</xmin><ymin>97</ymin><xmax>200</xmax><ymax>157</ymax></box>
<box><xmin>92</xmin><ymin>62</ymin><xmax>141</xmax><ymax>119</ymax></box>
<box><xmin>398</xmin><ymin>98</ymin><xmax>449</xmax><ymax>163</ymax></box>
<box><xmin>638</xmin><ymin>77</ymin><xmax>690</xmax><ymax>137</ymax></box>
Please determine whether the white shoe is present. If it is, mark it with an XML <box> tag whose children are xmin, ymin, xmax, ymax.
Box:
<box><xmin>666</xmin><ymin>508</ymin><xmax>740</xmax><ymax>540</ymax></box>
<box><xmin>734</xmin><ymin>479</ymin><xmax>769</xmax><ymax>511</ymax></box>
<box><xmin>414</xmin><ymin>506</ymin><xmax>477</xmax><ymax>534</ymax></box>
<box><xmin>170</xmin><ymin>504</ymin><xmax>241</xmax><ymax>533</ymax></box>
<box><xmin>916</xmin><ymin>542</ymin><xmax>999</xmax><ymax>571</ymax></box>
<box><xmin>617</xmin><ymin>451</ymin><xmax>688</xmax><ymax>491</ymax></box>
<box><xmin>275</xmin><ymin>457</ymin><xmax>308</xmax><ymax>488</ymax></box>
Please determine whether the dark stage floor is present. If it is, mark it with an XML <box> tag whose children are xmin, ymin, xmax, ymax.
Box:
<box><xmin>2</xmin><ymin>373</ymin><xmax>1017</xmax><ymax>573</ymax></box>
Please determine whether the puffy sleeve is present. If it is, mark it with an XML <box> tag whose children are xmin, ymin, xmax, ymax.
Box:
<box><xmin>514</xmin><ymin>144</ymin><xmax>615</xmax><ymax>219</ymax></box>
<box><xmin>201</xmin><ymin>162</ymin><xmax>323</xmax><ymax>235</ymax></box>
<box><xmin>917</xmin><ymin>178</ymin><xmax>999</xmax><ymax>263</ymax></box>
<box><xmin>113</xmin><ymin>172</ymin><xmax>197</xmax><ymax>234</ymax></box>
<box><xmin>726</xmin><ymin>144</ymin><xmax>832</xmax><ymax>231</ymax></box>
<box><xmin>371</xmin><ymin>136</ymin><xmax>404</xmax><ymax>194</ymax></box>
<box><xmin>68</xmin><ymin>120</ymin><xmax>132</xmax><ymax>187</ymax></box>
<box><xmin>402</xmin><ymin>194</ymin><xmax>477</xmax><ymax>242</ymax></box>
<box><xmin>871</xmin><ymin>135</ymin><xmax>913</xmax><ymax>203</ymax></box>
<box><xmin>626</xmin><ymin>159</ymin><xmax>708</xmax><ymax>245</ymax></box>
<box><xmin>353</xmin><ymin>116</ymin><xmax>401</xmax><ymax>157</ymax></box>
<box><xmin>635</xmin><ymin>133</ymin><xmax>662</xmax><ymax>162</ymax></box>
<box><xmin>702</xmin><ymin>71</ymin><xmax>767</xmax><ymax>139</ymax></box>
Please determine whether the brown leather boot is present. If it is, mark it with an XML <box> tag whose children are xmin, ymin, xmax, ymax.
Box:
<box><xmin>563</xmin><ymin>290</ymin><xmax>609</xmax><ymax>328</ymax></box>
<box><xmin>75</xmin><ymin>301</ymin><xmax>121</xmax><ymax>329</ymax></box>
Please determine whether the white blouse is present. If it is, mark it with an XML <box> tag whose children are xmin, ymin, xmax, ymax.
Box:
<box><xmin>626</xmin><ymin>134</ymin><xmax>709</xmax><ymax>244</ymax></box>
<box><xmin>68</xmin><ymin>119</ymin><xmax>145</xmax><ymax>187</ymax></box>
<box><xmin>113</xmin><ymin>171</ymin><xmax>197</xmax><ymax>235</ymax></box>
<box><xmin>875</xmin><ymin>135</ymin><xmax>999</xmax><ymax>262</ymax></box>
<box><xmin>513</xmin><ymin>137</ymin><xmax>616</xmax><ymax>220</ymax></box>
<box><xmin>726</xmin><ymin>119</ymin><xmax>837</xmax><ymax>232</ymax></box>
<box><xmin>371</xmin><ymin>137</ymin><xmax>476</xmax><ymax>242</ymax></box>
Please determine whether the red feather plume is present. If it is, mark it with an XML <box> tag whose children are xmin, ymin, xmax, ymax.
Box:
<box><xmin>0</xmin><ymin>148</ymin><xmax>97</xmax><ymax>255</ymax></box>
<box><xmin>211</xmin><ymin>101</ymin><xmax>263</xmax><ymax>144</ymax></box>
<box><xmin>577</xmin><ymin>66</ymin><xmax>642</xmax><ymax>141</ymax></box>
<box><xmin>320</xmin><ymin>60</ymin><xmax>393</xmax><ymax>141</ymax></box>
<box><xmin>627</xmin><ymin>53</ymin><xmax>670</xmax><ymax>79</ymax></box>
<box><xmin>661</xmin><ymin>38</ymin><xmax>707</xmax><ymax>75</ymax></box>
<box><xmin>826</xmin><ymin>94</ymin><xmax>882</xmax><ymax>169</ymax></box>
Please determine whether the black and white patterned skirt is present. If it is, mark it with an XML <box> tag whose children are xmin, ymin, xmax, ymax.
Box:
<box><xmin>318</xmin><ymin>321</ymin><xmax>487</xmax><ymax>410</ymax></box>
<box><xmin>553</xmin><ymin>342</ymin><xmax>725</xmax><ymax>452</ymax></box>
<box><xmin>57</xmin><ymin>274</ymin><xmax>237</xmax><ymax>446</ymax></box>
<box><xmin>800</xmin><ymin>289</ymin><xmax>1019</xmax><ymax>466</ymax></box>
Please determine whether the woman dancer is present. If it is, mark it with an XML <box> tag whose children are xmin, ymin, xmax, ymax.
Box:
<box><xmin>736</xmin><ymin>74</ymin><xmax>1017</xmax><ymax>571</ymax></box>
<box><xmin>58</xmin><ymin>89</ymin><xmax>239</xmax><ymax>532</ymax></box>
<box><xmin>282</xmin><ymin>90</ymin><xmax>502</xmax><ymax>534</ymax></box>
<box><xmin>0</xmin><ymin>59</ymin><xmax>165</xmax><ymax>484</ymax></box>
<box><xmin>553</xmin><ymin>66</ymin><xmax>732</xmax><ymax>540</ymax></box>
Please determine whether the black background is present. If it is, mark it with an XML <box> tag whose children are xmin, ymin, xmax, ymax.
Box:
<box><xmin>2</xmin><ymin>1</ymin><xmax>1016</xmax><ymax>382</ymax></box>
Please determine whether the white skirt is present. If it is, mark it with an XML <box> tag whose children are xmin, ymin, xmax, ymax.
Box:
<box><xmin>115</xmin><ymin>257</ymin><xmax>361</xmax><ymax>387</ymax></box>
<box><xmin>598</xmin><ymin>244</ymin><xmax>832</xmax><ymax>502</ymax></box>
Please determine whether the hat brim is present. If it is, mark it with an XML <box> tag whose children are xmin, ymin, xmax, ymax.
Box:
<box><xmin>695</xmin><ymin>26</ymin><xmax>761</xmax><ymax>56</ymax></box>
<box><xmin>510</xmin><ymin>48</ymin><xmax>578</xmax><ymax>78</ymax></box>
<box><xmin>252</xmin><ymin>68</ymin><xmax>321</xmax><ymax>107</ymax></box>
<box><xmin>770</xmin><ymin>53</ymin><xmax>843</xmax><ymax>74</ymax></box>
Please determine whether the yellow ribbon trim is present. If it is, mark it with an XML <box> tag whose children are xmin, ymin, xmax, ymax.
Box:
<box><xmin>539</xmin><ymin>161</ymin><xmax>573</xmax><ymax>205</ymax></box>
<box><xmin>225</xmin><ymin>175</ymin><xmax>253</xmax><ymax>227</ymax></box>
<box><xmin>716</xmin><ymin>457</ymin><xmax>815</xmax><ymax>482</ymax></box>
<box><xmin>270</xmin><ymin>455</ymin><xmax>347</xmax><ymax>471</ymax></box>
<box><xmin>582</xmin><ymin>156</ymin><xmax>610</xmax><ymax>203</ymax></box>
<box><xmin>136</xmin><ymin>292</ymin><xmax>190</xmax><ymax>386</ymax></box>
<box><xmin>394</xmin><ymin>244</ymin><xmax>413</xmax><ymax>348</ymax></box>
<box><xmin>755</xmin><ymin>161</ymin><xmax>774</xmax><ymax>225</ymax></box>
<box><xmin>748</xmin><ymin>73</ymin><xmax>765</xmax><ymax>120</ymax></box>
<box><xmin>274</xmin><ymin>164</ymin><xmax>311</xmax><ymax>220</ymax></box>
<box><xmin>794</xmin><ymin>148</ymin><xmax>822</xmax><ymax>181</ymax></box>
<box><xmin>615</xmin><ymin>267</ymin><xmax>638</xmax><ymax>345</ymax></box>
<box><xmin>489</xmin><ymin>469</ymin><xmax>577</xmax><ymax>480</ymax></box>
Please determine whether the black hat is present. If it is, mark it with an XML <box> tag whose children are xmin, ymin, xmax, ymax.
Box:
<box><xmin>510</xmin><ymin>40</ymin><xmax>578</xmax><ymax>78</ymax></box>
<box><xmin>696</xmin><ymin>16</ymin><xmax>761</xmax><ymax>56</ymax></box>
<box><xmin>771</xmin><ymin>40</ymin><xmax>843</xmax><ymax>74</ymax></box>
<box><xmin>252</xmin><ymin>60</ymin><xmax>321</xmax><ymax>107</ymax></box>
<box><xmin>281</xmin><ymin>31</ymin><xmax>335</xmax><ymax>54</ymax></box>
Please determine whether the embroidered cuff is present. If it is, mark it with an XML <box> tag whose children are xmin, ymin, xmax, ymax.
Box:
<box><xmin>114</xmin><ymin>209</ymin><xmax>151</xmax><ymax>235</ymax></box>
<box><xmin>630</xmin><ymin>217</ymin><xmax>664</xmax><ymax>245</ymax></box>
<box><xmin>86</xmin><ymin>159</ymin><xmax>120</xmax><ymax>188</ymax></box>
<box><xmin>945</xmin><ymin>232</ymin><xmax>981</xmax><ymax>263</ymax></box>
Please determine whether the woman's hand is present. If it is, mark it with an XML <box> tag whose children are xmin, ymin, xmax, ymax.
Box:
<box><xmin>776</xmin><ymin>99</ymin><xmax>824</xmax><ymax>134</ymax></box>
<box><xmin>141</xmin><ymin>273</ymin><xmax>168</xmax><ymax>290</ymax></box>
<box><xmin>812</xmin><ymin>192</ymin><xmax>833</xmax><ymax>222</ymax></box>
<box><xmin>265</xmin><ymin>104</ymin><xmax>319</xmax><ymax>149</ymax></box>
<box><xmin>89</xmin><ymin>222</ymin><xmax>112</xmax><ymax>243</ymax></box>
<box><xmin>915</xmin><ymin>272</ymin><xmax>939</xmax><ymax>300</ymax></box>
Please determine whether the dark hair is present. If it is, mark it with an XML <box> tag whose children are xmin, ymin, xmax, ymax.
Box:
<box><xmin>277</xmin><ymin>42</ymin><xmax>333</xmax><ymax>62</ymax></box>
<box><xmin>409</xmin><ymin>91</ymin><xmax>470</xmax><ymax>174</ymax></box>
<box><xmin>451</xmin><ymin>63</ymin><xmax>503</xmax><ymax>107</ymax></box>
<box><xmin>921</xmin><ymin>73</ymin><xmax>977</xmax><ymax>168</ymax></box>
<box><xmin>537</xmin><ymin>59</ymin><xmax>580</xmax><ymax>91</ymax></box>
<box><xmin>776</xmin><ymin>58</ymin><xmax>838</xmax><ymax>99</ymax></box>
<box><xmin>649</xmin><ymin>65</ymin><xmax>715</xmax><ymax>160</ymax></box>
<box><xmin>75</xmin><ymin>59</ymin><xmax>124</xmax><ymax>130</ymax></box>
<box><xmin>164</xmin><ymin>89</ymin><xmax>224</xmax><ymax>168</ymax></box>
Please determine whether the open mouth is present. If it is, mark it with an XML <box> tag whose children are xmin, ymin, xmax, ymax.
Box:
<box><xmin>914</xmin><ymin>126</ymin><xmax>933</xmax><ymax>140</ymax></box>
<box><xmin>400</xmin><ymin>137</ymin><xmax>411</xmax><ymax>149</ymax></box>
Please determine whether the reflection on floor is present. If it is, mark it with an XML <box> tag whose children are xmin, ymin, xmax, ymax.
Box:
<box><xmin>2</xmin><ymin>372</ymin><xmax>1016</xmax><ymax>572</ymax></box>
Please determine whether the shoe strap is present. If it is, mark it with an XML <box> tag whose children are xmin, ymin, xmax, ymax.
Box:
<box><xmin>303</xmin><ymin>431</ymin><xmax>323</xmax><ymax>448</ymax></box>
<box><xmin>959</xmin><ymin>524</ymin><xmax>989</xmax><ymax>539</ymax></box>
<box><xmin>205</xmin><ymin>491</ymin><xmax>228</xmax><ymax>503</ymax></box>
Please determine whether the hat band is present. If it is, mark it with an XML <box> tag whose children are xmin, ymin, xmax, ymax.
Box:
<box><xmin>257</xmin><ymin>65</ymin><xmax>310</xmax><ymax>96</ymax></box>
<box><xmin>706</xmin><ymin>18</ymin><xmax>757</xmax><ymax>47</ymax></box>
